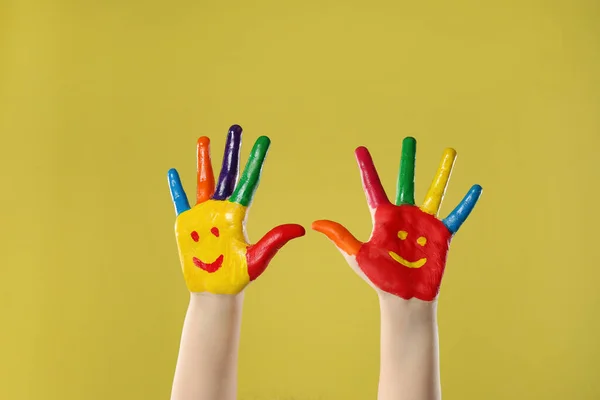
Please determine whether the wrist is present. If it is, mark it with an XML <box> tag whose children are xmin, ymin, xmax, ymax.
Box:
<box><xmin>378</xmin><ymin>293</ymin><xmax>438</xmax><ymax>327</ymax></box>
<box><xmin>189</xmin><ymin>291</ymin><xmax>245</xmax><ymax>313</ymax></box>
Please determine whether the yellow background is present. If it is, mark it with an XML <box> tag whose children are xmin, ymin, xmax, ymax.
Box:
<box><xmin>1</xmin><ymin>0</ymin><xmax>598</xmax><ymax>399</ymax></box>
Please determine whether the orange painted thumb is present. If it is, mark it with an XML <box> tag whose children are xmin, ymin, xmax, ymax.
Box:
<box><xmin>311</xmin><ymin>220</ymin><xmax>362</xmax><ymax>256</ymax></box>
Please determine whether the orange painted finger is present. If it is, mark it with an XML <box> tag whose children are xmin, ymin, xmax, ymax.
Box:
<box><xmin>196</xmin><ymin>136</ymin><xmax>215</xmax><ymax>204</ymax></box>
<box><xmin>311</xmin><ymin>220</ymin><xmax>362</xmax><ymax>256</ymax></box>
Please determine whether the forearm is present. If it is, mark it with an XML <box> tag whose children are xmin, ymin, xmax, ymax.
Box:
<box><xmin>171</xmin><ymin>292</ymin><xmax>244</xmax><ymax>400</ymax></box>
<box><xmin>377</xmin><ymin>295</ymin><xmax>441</xmax><ymax>400</ymax></box>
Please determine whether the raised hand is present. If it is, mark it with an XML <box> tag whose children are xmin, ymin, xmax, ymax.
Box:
<box><xmin>168</xmin><ymin>125</ymin><xmax>305</xmax><ymax>295</ymax></box>
<box><xmin>312</xmin><ymin>137</ymin><xmax>482</xmax><ymax>301</ymax></box>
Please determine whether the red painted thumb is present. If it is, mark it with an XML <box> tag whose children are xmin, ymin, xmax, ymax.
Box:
<box><xmin>246</xmin><ymin>224</ymin><xmax>305</xmax><ymax>281</ymax></box>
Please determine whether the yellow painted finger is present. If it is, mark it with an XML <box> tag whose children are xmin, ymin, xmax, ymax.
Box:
<box><xmin>420</xmin><ymin>148</ymin><xmax>457</xmax><ymax>216</ymax></box>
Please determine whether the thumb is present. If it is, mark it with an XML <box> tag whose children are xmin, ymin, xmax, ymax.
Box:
<box><xmin>311</xmin><ymin>220</ymin><xmax>362</xmax><ymax>256</ymax></box>
<box><xmin>246</xmin><ymin>224</ymin><xmax>306</xmax><ymax>281</ymax></box>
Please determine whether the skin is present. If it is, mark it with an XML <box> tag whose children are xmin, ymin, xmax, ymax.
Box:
<box><xmin>168</xmin><ymin>125</ymin><xmax>305</xmax><ymax>400</ymax></box>
<box><xmin>171</xmin><ymin>292</ymin><xmax>243</xmax><ymax>400</ymax></box>
<box><xmin>313</xmin><ymin>137</ymin><xmax>482</xmax><ymax>400</ymax></box>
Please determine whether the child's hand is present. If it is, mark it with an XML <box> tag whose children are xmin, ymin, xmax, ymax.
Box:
<box><xmin>168</xmin><ymin>125</ymin><xmax>305</xmax><ymax>295</ymax></box>
<box><xmin>312</xmin><ymin>137</ymin><xmax>482</xmax><ymax>301</ymax></box>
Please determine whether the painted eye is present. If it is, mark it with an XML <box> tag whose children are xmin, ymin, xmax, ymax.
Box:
<box><xmin>210</xmin><ymin>227</ymin><xmax>220</xmax><ymax>237</ymax></box>
<box><xmin>398</xmin><ymin>231</ymin><xmax>408</xmax><ymax>240</ymax></box>
<box><xmin>191</xmin><ymin>231</ymin><xmax>200</xmax><ymax>242</ymax></box>
<box><xmin>417</xmin><ymin>236</ymin><xmax>427</xmax><ymax>246</ymax></box>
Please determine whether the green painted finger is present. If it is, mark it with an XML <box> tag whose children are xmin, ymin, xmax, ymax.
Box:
<box><xmin>229</xmin><ymin>136</ymin><xmax>271</xmax><ymax>207</ymax></box>
<box><xmin>395</xmin><ymin>137</ymin><xmax>416</xmax><ymax>205</ymax></box>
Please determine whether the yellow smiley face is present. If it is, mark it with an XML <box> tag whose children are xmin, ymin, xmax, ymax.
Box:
<box><xmin>388</xmin><ymin>230</ymin><xmax>428</xmax><ymax>269</ymax></box>
<box><xmin>175</xmin><ymin>200</ymin><xmax>250</xmax><ymax>294</ymax></box>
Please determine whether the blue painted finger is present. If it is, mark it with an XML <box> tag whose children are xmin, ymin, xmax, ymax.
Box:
<box><xmin>442</xmin><ymin>184</ymin><xmax>482</xmax><ymax>234</ymax></box>
<box><xmin>168</xmin><ymin>168</ymin><xmax>191</xmax><ymax>215</ymax></box>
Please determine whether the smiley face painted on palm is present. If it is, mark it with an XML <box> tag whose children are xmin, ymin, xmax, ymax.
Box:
<box><xmin>356</xmin><ymin>204</ymin><xmax>452</xmax><ymax>300</ymax></box>
<box><xmin>312</xmin><ymin>137</ymin><xmax>482</xmax><ymax>301</ymax></box>
<box><xmin>175</xmin><ymin>200</ymin><xmax>249</xmax><ymax>293</ymax></box>
<box><xmin>168</xmin><ymin>125</ymin><xmax>305</xmax><ymax>295</ymax></box>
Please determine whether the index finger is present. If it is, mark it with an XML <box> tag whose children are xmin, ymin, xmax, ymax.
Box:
<box><xmin>228</xmin><ymin>136</ymin><xmax>270</xmax><ymax>207</ymax></box>
<box><xmin>355</xmin><ymin>146</ymin><xmax>389</xmax><ymax>209</ymax></box>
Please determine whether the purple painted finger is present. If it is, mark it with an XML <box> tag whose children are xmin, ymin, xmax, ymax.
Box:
<box><xmin>213</xmin><ymin>125</ymin><xmax>243</xmax><ymax>200</ymax></box>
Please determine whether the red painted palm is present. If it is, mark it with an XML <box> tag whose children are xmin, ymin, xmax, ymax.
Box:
<box><xmin>312</xmin><ymin>137</ymin><xmax>482</xmax><ymax>301</ymax></box>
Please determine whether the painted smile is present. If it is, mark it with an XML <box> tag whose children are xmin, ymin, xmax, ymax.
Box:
<box><xmin>388</xmin><ymin>251</ymin><xmax>427</xmax><ymax>269</ymax></box>
<box><xmin>192</xmin><ymin>254</ymin><xmax>225</xmax><ymax>273</ymax></box>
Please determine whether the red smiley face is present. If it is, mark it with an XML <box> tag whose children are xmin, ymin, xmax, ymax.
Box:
<box><xmin>190</xmin><ymin>226</ymin><xmax>224</xmax><ymax>273</ymax></box>
<box><xmin>356</xmin><ymin>204</ymin><xmax>452</xmax><ymax>300</ymax></box>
